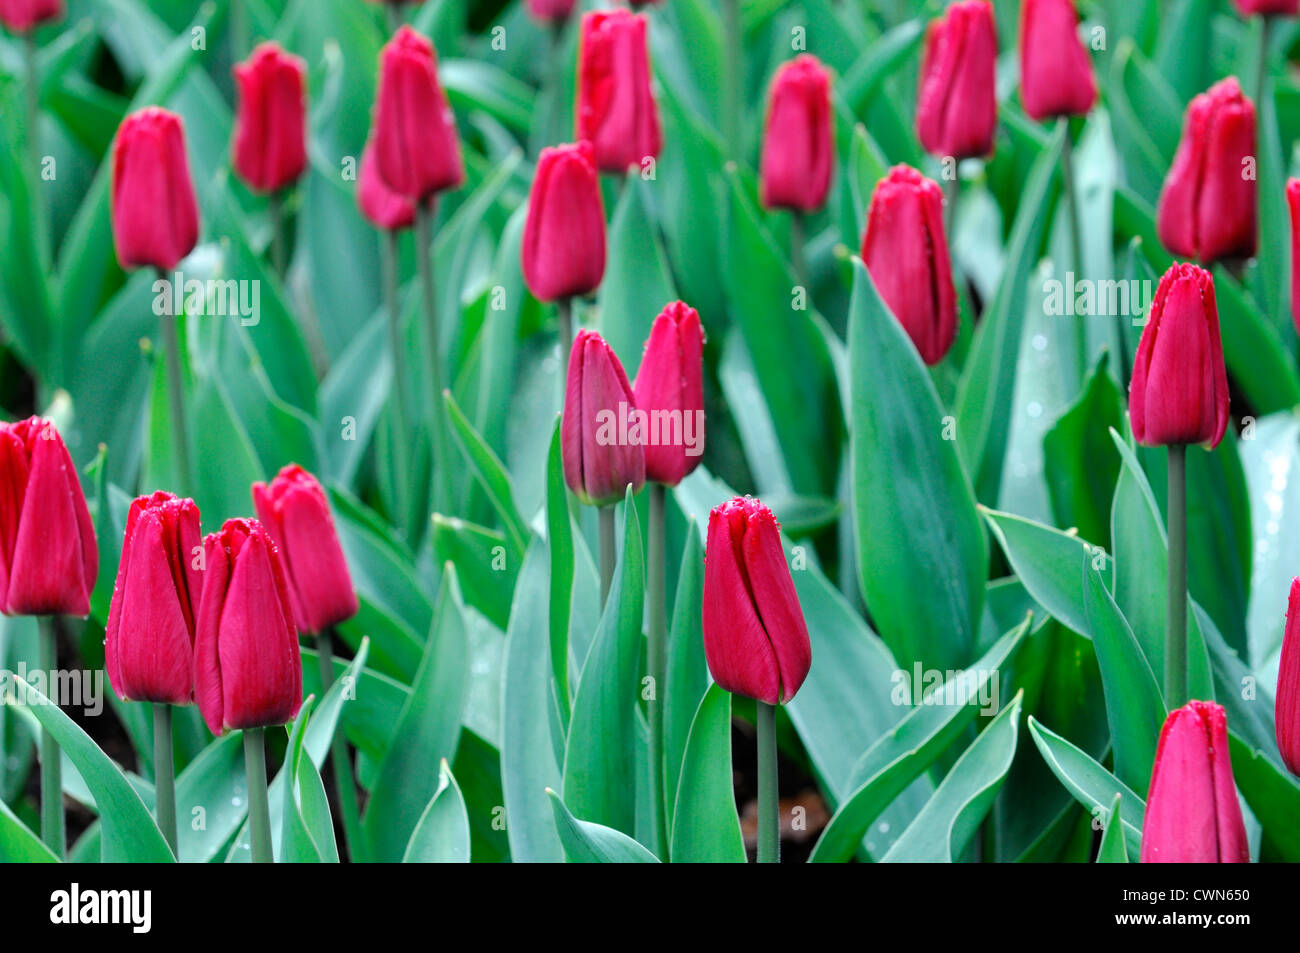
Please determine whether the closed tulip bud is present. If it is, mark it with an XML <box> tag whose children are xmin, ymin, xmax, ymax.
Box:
<box><xmin>1156</xmin><ymin>77</ymin><xmax>1257</xmax><ymax>263</ymax></box>
<box><xmin>1277</xmin><ymin>578</ymin><xmax>1300</xmax><ymax>776</ymax></box>
<box><xmin>111</xmin><ymin>107</ymin><xmax>200</xmax><ymax>272</ymax></box>
<box><xmin>632</xmin><ymin>301</ymin><xmax>706</xmax><ymax>486</ymax></box>
<box><xmin>1233</xmin><ymin>0</ymin><xmax>1298</xmax><ymax>15</ymax></box>
<box><xmin>253</xmin><ymin>464</ymin><xmax>359</xmax><ymax>634</ymax></box>
<box><xmin>576</xmin><ymin>10</ymin><xmax>662</xmax><ymax>173</ymax></box>
<box><xmin>1140</xmin><ymin>700</ymin><xmax>1249</xmax><ymax>862</ymax></box>
<box><xmin>105</xmin><ymin>492</ymin><xmax>202</xmax><ymax>706</ymax></box>
<box><xmin>702</xmin><ymin>497</ymin><xmax>811</xmax><ymax>705</ymax></box>
<box><xmin>527</xmin><ymin>0</ymin><xmax>576</xmax><ymax>22</ymax></box>
<box><xmin>861</xmin><ymin>165</ymin><xmax>957</xmax><ymax>365</ymax></box>
<box><xmin>522</xmin><ymin>141</ymin><xmax>607</xmax><ymax>302</ymax></box>
<box><xmin>1129</xmin><ymin>263</ymin><xmax>1229</xmax><ymax>449</ymax></box>
<box><xmin>759</xmin><ymin>55</ymin><xmax>833</xmax><ymax>212</ymax></box>
<box><xmin>561</xmin><ymin>330</ymin><xmax>645</xmax><ymax>506</ymax></box>
<box><xmin>1288</xmin><ymin>178</ymin><xmax>1300</xmax><ymax>337</ymax></box>
<box><xmin>0</xmin><ymin>417</ymin><xmax>97</xmax><ymax>617</ymax></box>
<box><xmin>232</xmin><ymin>42</ymin><xmax>308</xmax><ymax>193</ymax></box>
<box><xmin>357</xmin><ymin>141</ymin><xmax>415</xmax><ymax>231</ymax></box>
<box><xmin>1019</xmin><ymin>0</ymin><xmax>1097</xmax><ymax>121</ymax></box>
<box><xmin>194</xmin><ymin>519</ymin><xmax>301</xmax><ymax>734</ymax></box>
<box><xmin>0</xmin><ymin>0</ymin><xmax>61</xmax><ymax>32</ymax></box>
<box><xmin>917</xmin><ymin>0</ymin><xmax>998</xmax><ymax>160</ymax></box>
<box><xmin>374</xmin><ymin>25</ymin><xmax>464</xmax><ymax>200</ymax></box>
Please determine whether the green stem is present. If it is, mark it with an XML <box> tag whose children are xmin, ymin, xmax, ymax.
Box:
<box><xmin>243</xmin><ymin>728</ymin><xmax>273</xmax><ymax>863</ymax></box>
<box><xmin>647</xmin><ymin>484</ymin><xmax>669</xmax><ymax>860</ymax></box>
<box><xmin>1256</xmin><ymin>16</ymin><xmax>1271</xmax><ymax>122</ymax></box>
<box><xmin>317</xmin><ymin>631</ymin><xmax>365</xmax><ymax>863</ymax></box>
<box><xmin>157</xmin><ymin>267</ymin><xmax>195</xmax><ymax>496</ymax></box>
<box><xmin>386</xmin><ymin>0</ymin><xmax>402</xmax><ymax>33</ymax></box>
<box><xmin>153</xmin><ymin>704</ymin><xmax>177</xmax><ymax>856</ymax></box>
<box><xmin>721</xmin><ymin>0</ymin><xmax>741</xmax><ymax>154</ymax></box>
<box><xmin>756</xmin><ymin>701</ymin><xmax>779</xmax><ymax>864</ymax></box>
<box><xmin>557</xmin><ymin>297</ymin><xmax>573</xmax><ymax>353</ymax></box>
<box><xmin>383</xmin><ymin>229</ymin><xmax>413</xmax><ymax>537</ymax></box>
<box><xmin>39</xmin><ymin>616</ymin><xmax>63</xmax><ymax>859</ymax></box>
<box><xmin>943</xmin><ymin>172</ymin><xmax>959</xmax><ymax>235</ymax></box>
<box><xmin>23</xmin><ymin>32</ymin><xmax>48</xmax><ymax>270</ymax></box>
<box><xmin>599</xmin><ymin>504</ymin><xmax>616</xmax><ymax>606</ymax></box>
<box><xmin>415</xmin><ymin>200</ymin><xmax>451</xmax><ymax>517</ymax></box>
<box><xmin>1060</xmin><ymin>118</ymin><xmax>1088</xmax><ymax>385</ymax></box>
<box><xmin>269</xmin><ymin>189</ymin><xmax>287</xmax><ymax>280</ymax></box>
<box><xmin>790</xmin><ymin>211</ymin><xmax>806</xmax><ymax>288</ymax></box>
<box><xmin>1166</xmin><ymin>444</ymin><xmax>1188</xmax><ymax>709</ymax></box>
<box><xmin>0</xmin><ymin>622</ymin><xmax>7</xmax><ymax>802</ymax></box>
<box><xmin>230</xmin><ymin>0</ymin><xmax>248</xmax><ymax>61</ymax></box>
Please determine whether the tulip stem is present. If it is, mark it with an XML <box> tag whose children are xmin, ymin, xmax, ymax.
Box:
<box><xmin>383</xmin><ymin>229</ymin><xmax>413</xmax><ymax>536</ymax></box>
<box><xmin>789</xmin><ymin>211</ymin><xmax>806</xmax><ymax>287</ymax></box>
<box><xmin>157</xmin><ymin>268</ymin><xmax>195</xmax><ymax>496</ymax></box>
<box><xmin>23</xmin><ymin>31</ymin><xmax>48</xmax><ymax>270</ymax></box>
<box><xmin>1256</xmin><ymin>17</ymin><xmax>1271</xmax><ymax>122</ymax></box>
<box><xmin>599</xmin><ymin>504</ymin><xmax>616</xmax><ymax>606</ymax></box>
<box><xmin>1059</xmin><ymin>118</ymin><xmax>1088</xmax><ymax>385</ymax></box>
<box><xmin>416</xmin><ymin>200</ymin><xmax>451</xmax><ymax>517</ymax></box>
<box><xmin>1166</xmin><ymin>444</ymin><xmax>1188</xmax><ymax>709</ymax></box>
<box><xmin>646</xmin><ymin>484</ymin><xmax>669</xmax><ymax>860</ymax></box>
<box><xmin>153</xmin><ymin>704</ymin><xmax>177</xmax><ymax>856</ymax></box>
<box><xmin>756</xmin><ymin>700</ymin><xmax>779</xmax><ymax>863</ymax></box>
<box><xmin>317</xmin><ymin>632</ymin><xmax>365</xmax><ymax>863</ymax></box>
<box><xmin>386</xmin><ymin>0</ymin><xmax>402</xmax><ymax>34</ymax></box>
<box><xmin>943</xmin><ymin>172</ymin><xmax>959</xmax><ymax>234</ymax></box>
<box><xmin>38</xmin><ymin>616</ymin><xmax>63</xmax><ymax>859</ymax></box>
<box><xmin>268</xmin><ymin>189</ymin><xmax>287</xmax><ymax>280</ymax></box>
<box><xmin>557</xmin><ymin>297</ymin><xmax>573</xmax><ymax>352</ymax></box>
<box><xmin>243</xmin><ymin>727</ymin><xmax>273</xmax><ymax>863</ymax></box>
<box><xmin>721</xmin><ymin>0</ymin><xmax>741</xmax><ymax>152</ymax></box>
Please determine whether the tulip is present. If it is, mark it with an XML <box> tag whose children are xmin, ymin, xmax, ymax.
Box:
<box><xmin>1019</xmin><ymin>0</ymin><xmax>1097</xmax><ymax>121</ymax></box>
<box><xmin>1129</xmin><ymin>263</ymin><xmax>1229</xmax><ymax>449</ymax></box>
<box><xmin>111</xmin><ymin>107</ymin><xmax>201</xmax><ymax>272</ymax></box>
<box><xmin>1277</xmin><ymin>578</ymin><xmax>1300</xmax><ymax>776</ymax></box>
<box><xmin>860</xmin><ymin>165</ymin><xmax>957</xmax><ymax>365</ymax></box>
<box><xmin>1156</xmin><ymin>77</ymin><xmax>1257</xmax><ymax>263</ymax></box>
<box><xmin>1140</xmin><ymin>700</ymin><xmax>1250</xmax><ymax>862</ymax></box>
<box><xmin>231</xmin><ymin>42</ymin><xmax>308</xmax><ymax>194</ymax></box>
<box><xmin>253</xmin><ymin>465</ymin><xmax>358</xmax><ymax>635</ymax></box>
<box><xmin>1233</xmin><ymin>0</ymin><xmax>1298</xmax><ymax>14</ymax></box>
<box><xmin>0</xmin><ymin>0</ymin><xmax>61</xmax><ymax>32</ymax></box>
<box><xmin>0</xmin><ymin>417</ymin><xmax>97</xmax><ymax>617</ymax></box>
<box><xmin>521</xmin><ymin>141</ymin><xmax>607</xmax><ymax>303</ymax></box>
<box><xmin>916</xmin><ymin>0</ymin><xmax>998</xmax><ymax>159</ymax></box>
<box><xmin>527</xmin><ymin>0</ymin><xmax>576</xmax><ymax>22</ymax></box>
<box><xmin>357</xmin><ymin>142</ymin><xmax>416</xmax><ymax>231</ymax></box>
<box><xmin>759</xmin><ymin>55</ymin><xmax>833</xmax><ymax>212</ymax></box>
<box><xmin>632</xmin><ymin>302</ymin><xmax>706</xmax><ymax>487</ymax></box>
<box><xmin>194</xmin><ymin>518</ymin><xmax>302</xmax><ymax>735</ymax></box>
<box><xmin>104</xmin><ymin>492</ymin><xmax>202</xmax><ymax>706</ymax></box>
<box><xmin>373</xmin><ymin>25</ymin><xmax>464</xmax><ymax>201</ymax></box>
<box><xmin>576</xmin><ymin>10</ymin><xmax>662</xmax><ymax>173</ymax></box>
<box><xmin>1289</xmin><ymin>178</ymin><xmax>1300</xmax><ymax>338</ymax></box>
<box><xmin>561</xmin><ymin>330</ymin><xmax>645</xmax><ymax>507</ymax></box>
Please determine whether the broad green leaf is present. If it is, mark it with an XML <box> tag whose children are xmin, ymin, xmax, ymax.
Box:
<box><xmin>444</xmin><ymin>389</ymin><xmax>529</xmax><ymax>561</ymax></box>
<box><xmin>280</xmin><ymin>697</ymin><xmax>337</xmax><ymax>863</ymax></box>
<box><xmin>546</xmin><ymin>418</ymin><xmax>574</xmax><ymax>725</ymax></box>
<box><xmin>0</xmin><ymin>798</ymin><xmax>57</xmax><ymax>863</ymax></box>
<box><xmin>1095</xmin><ymin>793</ymin><xmax>1128</xmax><ymax>863</ymax></box>
<box><xmin>669</xmin><ymin>684</ymin><xmax>745</xmax><ymax>863</ymax></box>
<box><xmin>547</xmin><ymin>789</ymin><xmax>659</xmax><ymax>863</ymax></box>
<box><xmin>664</xmin><ymin>524</ymin><xmax>708</xmax><ymax>830</ymax></box>
<box><xmin>403</xmin><ymin>759</ymin><xmax>471</xmax><ymax>863</ymax></box>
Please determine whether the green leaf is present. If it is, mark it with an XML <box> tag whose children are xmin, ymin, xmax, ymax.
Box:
<box><xmin>669</xmin><ymin>684</ymin><xmax>746</xmax><ymax>863</ymax></box>
<box><xmin>444</xmin><ymin>389</ymin><xmax>530</xmax><ymax>561</ymax></box>
<box><xmin>840</xmin><ymin>19</ymin><xmax>924</xmax><ymax>116</ymax></box>
<box><xmin>664</xmin><ymin>523</ymin><xmax>708</xmax><ymax>831</ymax></box>
<box><xmin>547</xmin><ymin>789</ymin><xmax>660</xmax><ymax>863</ymax></box>
<box><xmin>546</xmin><ymin>418</ymin><xmax>574</xmax><ymax>726</ymax></box>
<box><xmin>1095</xmin><ymin>793</ymin><xmax>1129</xmax><ymax>863</ymax></box>
<box><xmin>403</xmin><ymin>759</ymin><xmax>471</xmax><ymax>863</ymax></box>
<box><xmin>280</xmin><ymin>697</ymin><xmax>338</xmax><ymax>863</ymax></box>
<box><xmin>0</xmin><ymin>798</ymin><xmax>58</xmax><ymax>863</ymax></box>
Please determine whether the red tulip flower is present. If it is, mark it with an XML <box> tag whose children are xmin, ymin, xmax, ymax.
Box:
<box><xmin>105</xmin><ymin>492</ymin><xmax>202</xmax><ymax>706</ymax></box>
<box><xmin>521</xmin><ymin>141</ymin><xmax>607</xmax><ymax>302</ymax></box>
<box><xmin>111</xmin><ymin>107</ymin><xmax>201</xmax><ymax>272</ymax></box>
<box><xmin>0</xmin><ymin>417</ymin><xmax>97</xmax><ymax>617</ymax></box>
<box><xmin>1156</xmin><ymin>77</ymin><xmax>1257</xmax><ymax>264</ymax></box>
<box><xmin>917</xmin><ymin>0</ymin><xmax>998</xmax><ymax>159</ymax></box>
<box><xmin>253</xmin><ymin>465</ymin><xmax>359</xmax><ymax>635</ymax></box>
<box><xmin>1288</xmin><ymin>178</ymin><xmax>1300</xmax><ymax>338</ymax></box>
<box><xmin>576</xmin><ymin>10</ymin><xmax>662</xmax><ymax>173</ymax></box>
<box><xmin>1140</xmin><ymin>700</ymin><xmax>1250</xmax><ymax>863</ymax></box>
<box><xmin>702</xmin><ymin>497</ymin><xmax>811</xmax><ymax>706</ymax></box>
<box><xmin>1233</xmin><ymin>0</ymin><xmax>1298</xmax><ymax>15</ymax></box>
<box><xmin>0</xmin><ymin>0</ymin><xmax>61</xmax><ymax>32</ymax></box>
<box><xmin>1019</xmin><ymin>0</ymin><xmax>1097</xmax><ymax>121</ymax></box>
<box><xmin>194</xmin><ymin>519</ymin><xmax>302</xmax><ymax>734</ymax></box>
<box><xmin>357</xmin><ymin>142</ymin><xmax>416</xmax><ymax>231</ymax></box>
<box><xmin>232</xmin><ymin>42</ymin><xmax>309</xmax><ymax>194</ymax></box>
<box><xmin>373</xmin><ymin>25</ymin><xmax>464</xmax><ymax>201</ymax></box>
<box><xmin>632</xmin><ymin>301</ymin><xmax>706</xmax><ymax>486</ymax></box>
<box><xmin>1277</xmin><ymin>578</ymin><xmax>1300</xmax><ymax>776</ymax></box>
<box><xmin>861</xmin><ymin>165</ymin><xmax>957</xmax><ymax>365</ymax></box>
<box><xmin>1129</xmin><ymin>263</ymin><xmax>1229</xmax><ymax>449</ymax></box>
<box><xmin>561</xmin><ymin>330</ymin><xmax>645</xmax><ymax>506</ymax></box>
<box><xmin>759</xmin><ymin>55</ymin><xmax>833</xmax><ymax>212</ymax></box>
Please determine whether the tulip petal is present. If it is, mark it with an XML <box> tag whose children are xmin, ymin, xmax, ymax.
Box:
<box><xmin>741</xmin><ymin>508</ymin><xmax>812</xmax><ymax>702</ymax></box>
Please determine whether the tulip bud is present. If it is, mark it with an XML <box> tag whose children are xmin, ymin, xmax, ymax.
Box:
<box><xmin>576</xmin><ymin>10</ymin><xmax>662</xmax><ymax>173</ymax></box>
<box><xmin>0</xmin><ymin>0</ymin><xmax>62</xmax><ymax>32</ymax></box>
<box><xmin>916</xmin><ymin>0</ymin><xmax>998</xmax><ymax>160</ymax></box>
<box><xmin>253</xmin><ymin>464</ymin><xmax>359</xmax><ymax>635</ymax></box>
<box><xmin>232</xmin><ymin>42</ymin><xmax>309</xmax><ymax>193</ymax></box>
<box><xmin>561</xmin><ymin>330</ymin><xmax>645</xmax><ymax>506</ymax></box>
<box><xmin>1129</xmin><ymin>262</ymin><xmax>1229</xmax><ymax>449</ymax></box>
<box><xmin>105</xmin><ymin>492</ymin><xmax>202</xmax><ymax>706</ymax></box>
<box><xmin>860</xmin><ymin>165</ymin><xmax>957</xmax><ymax>365</ymax></box>
<box><xmin>374</xmin><ymin>25</ymin><xmax>464</xmax><ymax>200</ymax></box>
<box><xmin>632</xmin><ymin>301</ymin><xmax>706</xmax><ymax>486</ymax></box>
<box><xmin>357</xmin><ymin>141</ymin><xmax>416</xmax><ymax>231</ymax></box>
<box><xmin>194</xmin><ymin>519</ymin><xmax>302</xmax><ymax>734</ymax></box>
<box><xmin>1156</xmin><ymin>76</ymin><xmax>1257</xmax><ymax>263</ymax></box>
<box><xmin>702</xmin><ymin>497</ymin><xmax>811</xmax><ymax>705</ymax></box>
<box><xmin>1018</xmin><ymin>0</ymin><xmax>1097</xmax><ymax>121</ymax></box>
<box><xmin>1277</xmin><ymin>577</ymin><xmax>1300</xmax><ymax>776</ymax></box>
<box><xmin>0</xmin><ymin>417</ymin><xmax>97</xmax><ymax>617</ymax></box>
<box><xmin>527</xmin><ymin>0</ymin><xmax>576</xmax><ymax>23</ymax></box>
<box><xmin>759</xmin><ymin>55</ymin><xmax>834</xmax><ymax>212</ymax></box>
<box><xmin>1288</xmin><ymin>178</ymin><xmax>1300</xmax><ymax>338</ymax></box>
<box><xmin>1233</xmin><ymin>0</ymin><xmax>1298</xmax><ymax>15</ymax></box>
<box><xmin>111</xmin><ymin>107</ymin><xmax>201</xmax><ymax>272</ymax></box>
<box><xmin>521</xmin><ymin>141</ymin><xmax>607</xmax><ymax>302</ymax></box>
<box><xmin>1140</xmin><ymin>700</ymin><xmax>1250</xmax><ymax>862</ymax></box>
